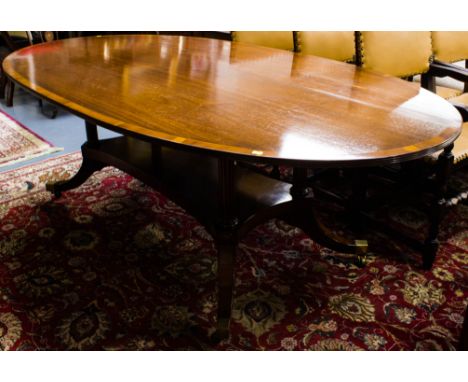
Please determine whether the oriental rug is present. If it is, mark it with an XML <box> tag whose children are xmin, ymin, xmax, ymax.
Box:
<box><xmin>0</xmin><ymin>110</ymin><xmax>61</xmax><ymax>168</ymax></box>
<box><xmin>0</xmin><ymin>152</ymin><xmax>466</xmax><ymax>350</ymax></box>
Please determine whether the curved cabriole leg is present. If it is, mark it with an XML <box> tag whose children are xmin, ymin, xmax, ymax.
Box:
<box><xmin>46</xmin><ymin>121</ymin><xmax>102</xmax><ymax>198</ymax></box>
<box><xmin>294</xmin><ymin>167</ymin><xmax>368</xmax><ymax>264</ymax></box>
<box><xmin>237</xmin><ymin>197</ymin><xmax>368</xmax><ymax>260</ymax></box>
<box><xmin>423</xmin><ymin>143</ymin><xmax>454</xmax><ymax>269</ymax></box>
<box><xmin>238</xmin><ymin>167</ymin><xmax>368</xmax><ymax>269</ymax></box>
<box><xmin>46</xmin><ymin>155</ymin><xmax>104</xmax><ymax>198</ymax></box>
<box><xmin>212</xmin><ymin>158</ymin><xmax>238</xmax><ymax>343</ymax></box>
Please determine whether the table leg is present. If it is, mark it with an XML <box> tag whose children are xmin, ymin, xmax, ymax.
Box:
<box><xmin>423</xmin><ymin>143</ymin><xmax>454</xmax><ymax>269</ymax></box>
<box><xmin>295</xmin><ymin>167</ymin><xmax>368</xmax><ymax>265</ymax></box>
<box><xmin>46</xmin><ymin>121</ymin><xmax>103</xmax><ymax>197</ymax></box>
<box><xmin>212</xmin><ymin>229</ymin><xmax>237</xmax><ymax>342</ymax></box>
<box><xmin>5</xmin><ymin>79</ymin><xmax>14</xmax><ymax>107</ymax></box>
<box><xmin>0</xmin><ymin>74</ymin><xmax>6</xmax><ymax>99</ymax></box>
<box><xmin>212</xmin><ymin>158</ymin><xmax>238</xmax><ymax>342</ymax></box>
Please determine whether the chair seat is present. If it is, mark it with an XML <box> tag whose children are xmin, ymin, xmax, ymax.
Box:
<box><xmin>436</xmin><ymin>85</ymin><xmax>463</xmax><ymax>100</ymax></box>
<box><xmin>453</xmin><ymin>122</ymin><xmax>468</xmax><ymax>163</ymax></box>
<box><xmin>449</xmin><ymin>92</ymin><xmax>468</xmax><ymax>107</ymax></box>
<box><xmin>431</xmin><ymin>122</ymin><xmax>468</xmax><ymax>164</ymax></box>
<box><xmin>436</xmin><ymin>88</ymin><xmax>468</xmax><ymax>165</ymax></box>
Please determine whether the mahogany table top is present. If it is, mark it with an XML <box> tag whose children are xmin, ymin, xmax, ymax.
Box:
<box><xmin>3</xmin><ymin>35</ymin><xmax>462</xmax><ymax>166</ymax></box>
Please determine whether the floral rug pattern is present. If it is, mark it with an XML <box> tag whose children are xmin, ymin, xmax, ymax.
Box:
<box><xmin>0</xmin><ymin>110</ymin><xmax>61</xmax><ymax>168</ymax></box>
<box><xmin>0</xmin><ymin>152</ymin><xmax>467</xmax><ymax>350</ymax></box>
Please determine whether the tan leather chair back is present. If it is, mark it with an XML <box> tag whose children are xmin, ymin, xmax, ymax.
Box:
<box><xmin>431</xmin><ymin>31</ymin><xmax>468</xmax><ymax>63</ymax></box>
<box><xmin>7</xmin><ymin>31</ymin><xmax>33</xmax><ymax>43</ymax></box>
<box><xmin>8</xmin><ymin>31</ymin><xmax>30</xmax><ymax>39</ymax></box>
<box><xmin>231</xmin><ymin>31</ymin><xmax>294</xmax><ymax>51</ymax></box>
<box><xmin>1</xmin><ymin>31</ymin><xmax>33</xmax><ymax>51</ymax></box>
<box><xmin>355</xmin><ymin>31</ymin><xmax>432</xmax><ymax>78</ymax></box>
<box><xmin>295</xmin><ymin>31</ymin><xmax>355</xmax><ymax>62</ymax></box>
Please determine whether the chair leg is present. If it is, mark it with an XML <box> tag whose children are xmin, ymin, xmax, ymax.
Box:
<box><xmin>0</xmin><ymin>74</ymin><xmax>6</xmax><ymax>99</ymax></box>
<box><xmin>38</xmin><ymin>98</ymin><xmax>58</xmax><ymax>119</ymax></box>
<box><xmin>5</xmin><ymin>79</ymin><xmax>14</xmax><ymax>107</ymax></box>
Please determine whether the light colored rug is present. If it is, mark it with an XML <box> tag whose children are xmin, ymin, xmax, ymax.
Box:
<box><xmin>0</xmin><ymin>110</ymin><xmax>62</xmax><ymax>168</ymax></box>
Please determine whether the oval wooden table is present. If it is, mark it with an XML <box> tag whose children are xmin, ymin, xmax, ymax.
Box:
<box><xmin>3</xmin><ymin>35</ymin><xmax>463</xmax><ymax>340</ymax></box>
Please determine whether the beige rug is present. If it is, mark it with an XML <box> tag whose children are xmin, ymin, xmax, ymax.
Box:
<box><xmin>0</xmin><ymin>110</ymin><xmax>62</xmax><ymax>168</ymax></box>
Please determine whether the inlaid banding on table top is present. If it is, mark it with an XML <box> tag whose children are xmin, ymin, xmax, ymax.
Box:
<box><xmin>3</xmin><ymin>35</ymin><xmax>462</xmax><ymax>164</ymax></box>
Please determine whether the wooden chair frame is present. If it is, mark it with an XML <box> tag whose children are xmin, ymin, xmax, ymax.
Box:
<box><xmin>0</xmin><ymin>31</ymin><xmax>58</xmax><ymax>118</ymax></box>
<box><xmin>351</xmin><ymin>31</ymin><xmax>468</xmax><ymax>269</ymax></box>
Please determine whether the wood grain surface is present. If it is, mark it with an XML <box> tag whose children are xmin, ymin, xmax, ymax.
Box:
<box><xmin>3</xmin><ymin>35</ymin><xmax>462</xmax><ymax>166</ymax></box>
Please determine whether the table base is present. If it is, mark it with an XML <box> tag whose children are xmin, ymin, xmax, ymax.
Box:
<box><xmin>46</xmin><ymin>122</ymin><xmax>368</xmax><ymax>341</ymax></box>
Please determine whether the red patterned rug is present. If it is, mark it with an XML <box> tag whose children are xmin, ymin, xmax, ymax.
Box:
<box><xmin>0</xmin><ymin>152</ymin><xmax>466</xmax><ymax>350</ymax></box>
<box><xmin>0</xmin><ymin>110</ymin><xmax>61</xmax><ymax>168</ymax></box>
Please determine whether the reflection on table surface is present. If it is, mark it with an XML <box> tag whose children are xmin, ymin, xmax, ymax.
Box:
<box><xmin>4</xmin><ymin>35</ymin><xmax>461</xmax><ymax>164</ymax></box>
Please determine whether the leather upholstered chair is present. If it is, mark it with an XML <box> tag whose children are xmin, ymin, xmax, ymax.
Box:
<box><xmin>292</xmin><ymin>32</ymin><xmax>359</xmax><ymax>208</ymax></box>
<box><xmin>355</xmin><ymin>31</ymin><xmax>432</xmax><ymax>78</ymax></box>
<box><xmin>0</xmin><ymin>32</ymin><xmax>32</xmax><ymax>105</ymax></box>
<box><xmin>294</xmin><ymin>31</ymin><xmax>355</xmax><ymax>62</ymax></box>
<box><xmin>231</xmin><ymin>31</ymin><xmax>294</xmax><ymax>51</ymax></box>
<box><xmin>355</xmin><ymin>31</ymin><xmax>468</xmax><ymax>268</ymax></box>
<box><xmin>432</xmin><ymin>31</ymin><xmax>468</xmax><ymax>67</ymax></box>
<box><xmin>355</xmin><ymin>31</ymin><xmax>468</xmax><ymax>166</ymax></box>
<box><xmin>0</xmin><ymin>31</ymin><xmax>59</xmax><ymax>117</ymax></box>
<box><xmin>431</xmin><ymin>32</ymin><xmax>468</xmax><ymax>113</ymax></box>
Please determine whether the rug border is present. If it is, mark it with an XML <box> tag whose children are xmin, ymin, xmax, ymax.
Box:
<box><xmin>0</xmin><ymin>109</ymin><xmax>57</xmax><ymax>148</ymax></box>
<box><xmin>0</xmin><ymin>109</ymin><xmax>64</xmax><ymax>168</ymax></box>
<box><xmin>0</xmin><ymin>150</ymin><xmax>81</xmax><ymax>177</ymax></box>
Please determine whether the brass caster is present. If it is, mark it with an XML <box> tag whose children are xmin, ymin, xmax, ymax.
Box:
<box><xmin>356</xmin><ymin>254</ymin><xmax>368</xmax><ymax>268</ymax></box>
<box><xmin>354</xmin><ymin>239</ymin><xmax>368</xmax><ymax>268</ymax></box>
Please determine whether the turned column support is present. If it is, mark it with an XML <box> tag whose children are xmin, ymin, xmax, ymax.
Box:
<box><xmin>85</xmin><ymin>121</ymin><xmax>99</xmax><ymax>147</ymax></box>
